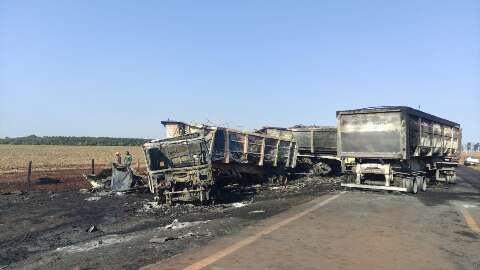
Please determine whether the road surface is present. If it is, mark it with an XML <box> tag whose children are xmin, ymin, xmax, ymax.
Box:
<box><xmin>145</xmin><ymin>166</ymin><xmax>480</xmax><ymax>270</ymax></box>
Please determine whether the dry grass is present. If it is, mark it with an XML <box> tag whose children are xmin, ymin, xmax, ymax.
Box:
<box><xmin>0</xmin><ymin>145</ymin><xmax>145</xmax><ymax>175</ymax></box>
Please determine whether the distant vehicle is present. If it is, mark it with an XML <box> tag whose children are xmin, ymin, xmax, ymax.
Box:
<box><xmin>464</xmin><ymin>156</ymin><xmax>480</xmax><ymax>166</ymax></box>
<box><xmin>338</xmin><ymin>106</ymin><xmax>461</xmax><ymax>193</ymax></box>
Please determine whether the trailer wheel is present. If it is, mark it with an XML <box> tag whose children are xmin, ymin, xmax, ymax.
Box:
<box><xmin>341</xmin><ymin>174</ymin><xmax>355</xmax><ymax>184</ymax></box>
<box><xmin>412</xmin><ymin>180</ymin><xmax>418</xmax><ymax>194</ymax></box>
<box><xmin>447</xmin><ymin>175</ymin><xmax>457</xmax><ymax>184</ymax></box>
<box><xmin>421</xmin><ymin>178</ymin><xmax>427</xmax><ymax>192</ymax></box>
<box><xmin>311</xmin><ymin>162</ymin><xmax>332</xmax><ymax>176</ymax></box>
<box><xmin>165</xmin><ymin>194</ymin><xmax>172</xmax><ymax>206</ymax></box>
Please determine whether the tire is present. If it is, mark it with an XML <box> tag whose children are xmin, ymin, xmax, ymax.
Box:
<box><xmin>421</xmin><ymin>178</ymin><xmax>427</xmax><ymax>192</ymax></box>
<box><xmin>412</xmin><ymin>180</ymin><xmax>418</xmax><ymax>194</ymax></box>
<box><xmin>447</xmin><ymin>175</ymin><xmax>457</xmax><ymax>184</ymax></box>
<box><xmin>311</xmin><ymin>162</ymin><xmax>332</xmax><ymax>176</ymax></box>
<box><xmin>341</xmin><ymin>174</ymin><xmax>355</xmax><ymax>184</ymax></box>
<box><xmin>404</xmin><ymin>179</ymin><xmax>411</xmax><ymax>192</ymax></box>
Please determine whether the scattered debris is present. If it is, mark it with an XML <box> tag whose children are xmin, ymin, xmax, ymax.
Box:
<box><xmin>86</xmin><ymin>225</ymin><xmax>98</xmax><ymax>233</ymax></box>
<box><xmin>83</xmin><ymin>166</ymin><xmax>145</xmax><ymax>192</ymax></box>
<box><xmin>1</xmin><ymin>190</ymin><xmax>25</xmax><ymax>196</ymax></box>
<box><xmin>149</xmin><ymin>236</ymin><xmax>177</xmax><ymax>243</ymax></box>
<box><xmin>85</xmin><ymin>196</ymin><xmax>102</xmax><ymax>202</ymax></box>
<box><xmin>96</xmin><ymin>191</ymin><xmax>112</xmax><ymax>197</ymax></box>
<box><xmin>149</xmin><ymin>232</ymin><xmax>197</xmax><ymax>244</ymax></box>
<box><xmin>163</xmin><ymin>219</ymin><xmax>209</xmax><ymax>230</ymax></box>
<box><xmin>231</xmin><ymin>202</ymin><xmax>248</xmax><ymax>208</ymax></box>
<box><xmin>1</xmin><ymin>169</ymin><xmax>339</xmax><ymax>268</ymax></box>
<box><xmin>139</xmin><ymin>201</ymin><xmax>164</xmax><ymax>213</ymax></box>
<box><xmin>83</xmin><ymin>169</ymin><xmax>113</xmax><ymax>190</ymax></box>
<box><xmin>79</xmin><ymin>189</ymin><xmax>89</xmax><ymax>194</ymax></box>
<box><xmin>268</xmin><ymin>177</ymin><xmax>341</xmax><ymax>193</ymax></box>
<box><xmin>35</xmin><ymin>177</ymin><xmax>62</xmax><ymax>185</ymax></box>
<box><xmin>56</xmin><ymin>234</ymin><xmax>138</xmax><ymax>253</ymax></box>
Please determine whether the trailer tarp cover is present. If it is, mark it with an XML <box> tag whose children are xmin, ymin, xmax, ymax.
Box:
<box><xmin>111</xmin><ymin>164</ymin><xmax>134</xmax><ymax>192</ymax></box>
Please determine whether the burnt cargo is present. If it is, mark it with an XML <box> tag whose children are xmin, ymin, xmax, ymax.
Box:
<box><xmin>338</xmin><ymin>106</ymin><xmax>461</xmax><ymax>193</ymax></box>
<box><xmin>143</xmin><ymin>124</ymin><xmax>296</xmax><ymax>204</ymax></box>
<box><xmin>257</xmin><ymin>126</ymin><xmax>340</xmax><ymax>175</ymax></box>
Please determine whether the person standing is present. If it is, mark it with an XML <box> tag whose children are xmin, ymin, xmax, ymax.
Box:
<box><xmin>113</xmin><ymin>152</ymin><xmax>122</xmax><ymax>165</ymax></box>
<box><xmin>124</xmin><ymin>151</ymin><xmax>133</xmax><ymax>166</ymax></box>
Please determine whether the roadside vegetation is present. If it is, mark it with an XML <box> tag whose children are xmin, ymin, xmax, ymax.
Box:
<box><xmin>0</xmin><ymin>135</ymin><xmax>150</xmax><ymax>146</ymax></box>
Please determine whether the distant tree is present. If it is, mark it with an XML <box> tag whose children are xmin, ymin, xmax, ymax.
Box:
<box><xmin>466</xmin><ymin>142</ymin><xmax>472</xmax><ymax>152</ymax></box>
<box><xmin>0</xmin><ymin>135</ymin><xmax>150</xmax><ymax>146</ymax></box>
<box><xmin>474</xmin><ymin>143</ymin><xmax>480</xmax><ymax>152</ymax></box>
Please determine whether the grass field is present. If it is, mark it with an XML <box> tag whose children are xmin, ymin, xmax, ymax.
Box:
<box><xmin>0</xmin><ymin>145</ymin><xmax>145</xmax><ymax>175</ymax></box>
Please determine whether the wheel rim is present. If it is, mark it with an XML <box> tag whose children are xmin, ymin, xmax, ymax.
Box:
<box><xmin>311</xmin><ymin>162</ymin><xmax>332</xmax><ymax>176</ymax></box>
<box><xmin>422</xmin><ymin>179</ymin><xmax>427</xmax><ymax>191</ymax></box>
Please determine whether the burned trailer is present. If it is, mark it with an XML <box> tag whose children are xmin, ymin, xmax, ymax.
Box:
<box><xmin>143</xmin><ymin>125</ymin><xmax>297</xmax><ymax>204</ymax></box>
<box><xmin>257</xmin><ymin>126</ymin><xmax>341</xmax><ymax>175</ymax></box>
<box><xmin>338</xmin><ymin>106</ymin><xmax>461</xmax><ymax>193</ymax></box>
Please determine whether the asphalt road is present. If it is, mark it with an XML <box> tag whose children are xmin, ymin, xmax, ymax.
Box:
<box><xmin>148</xmin><ymin>166</ymin><xmax>480</xmax><ymax>270</ymax></box>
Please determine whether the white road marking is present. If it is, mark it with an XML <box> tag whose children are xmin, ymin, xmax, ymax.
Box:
<box><xmin>182</xmin><ymin>192</ymin><xmax>346</xmax><ymax>270</ymax></box>
<box><xmin>460</xmin><ymin>207</ymin><xmax>480</xmax><ymax>234</ymax></box>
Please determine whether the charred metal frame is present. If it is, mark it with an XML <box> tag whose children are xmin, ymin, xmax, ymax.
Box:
<box><xmin>256</xmin><ymin>126</ymin><xmax>340</xmax><ymax>176</ymax></box>
<box><xmin>143</xmin><ymin>123</ymin><xmax>297</xmax><ymax>204</ymax></box>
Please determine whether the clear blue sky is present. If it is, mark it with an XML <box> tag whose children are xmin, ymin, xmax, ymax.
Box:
<box><xmin>1</xmin><ymin>1</ymin><xmax>479</xmax><ymax>142</ymax></box>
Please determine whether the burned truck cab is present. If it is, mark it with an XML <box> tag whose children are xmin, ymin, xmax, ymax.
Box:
<box><xmin>143</xmin><ymin>133</ymin><xmax>214</xmax><ymax>204</ymax></box>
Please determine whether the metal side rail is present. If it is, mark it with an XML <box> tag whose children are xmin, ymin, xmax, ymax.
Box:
<box><xmin>341</xmin><ymin>183</ymin><xmax>408</xmax><ymax>192</ymax></box>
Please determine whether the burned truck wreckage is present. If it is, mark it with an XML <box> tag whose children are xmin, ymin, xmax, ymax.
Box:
<box><xmin>256</xmin><ymin>126</ymin><xmax>341</xmax><ymax>176</ymax></box>
<box><xmin>143</xmin><ymin>122</ymin><xmax>297</xmax><ymax>204</ymax></box>
<box><xmin>83</xmin><ymin>106</ymin><xmax>461</xmax><ymax>202</ymax></box>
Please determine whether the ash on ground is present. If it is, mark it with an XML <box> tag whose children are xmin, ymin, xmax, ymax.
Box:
<box><xmin>0</xmin><ymin>175</ymin><xmax>340</xmax><ymax>270</ymax></box>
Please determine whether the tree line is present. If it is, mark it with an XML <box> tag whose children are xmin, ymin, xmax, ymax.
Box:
<box><xmin>0</xmin><ymin>135</ymin><xmax>151</xmax><ymax>146</ymax></box>
<box><xmin>465</xmin><ymin>142</ymin><xmax>480</xmax><ymax>152</ymax></box>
